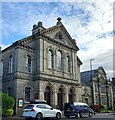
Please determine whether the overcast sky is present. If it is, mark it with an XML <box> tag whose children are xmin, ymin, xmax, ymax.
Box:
<box><xmin>1</xmin><ymin>0</ymin><xmax>114</xmax><ymax>79</ymax></box>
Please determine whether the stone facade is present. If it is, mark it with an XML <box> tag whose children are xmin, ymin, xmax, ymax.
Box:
<box><xmin>80</xmin><ymin>83</ymin><xmax>92</xmax><ymax>105</ymax></box>
<box><xmin>81</xmin><ymin>67</ymin><xmax>113</xmax><ymax>109</ymax></box>
<box><xmin>112</xmin><ymin>77</ymin><xmax>115</xmax><ymax>110</ymax></box>
<box><xmin>2</xmin><ymin>18</ymin><xmax>82</xmax><ymax>115</ymax></box>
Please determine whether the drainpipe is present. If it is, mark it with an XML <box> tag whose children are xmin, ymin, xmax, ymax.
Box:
<box><xmin>106</xmin><ymin>79</ymin><xmax>109</xmax><ymax>109</ymax></box>
<box><xmin>97</xmin><ymin>74</ymin><xmax>101</xmax><ymax>106</ymax></box>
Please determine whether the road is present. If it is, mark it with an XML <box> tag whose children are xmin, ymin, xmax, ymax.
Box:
<box><xmin>1</xmin><ymin>113</ymin><xmax>115</xmax><ymax>120</ymax></box>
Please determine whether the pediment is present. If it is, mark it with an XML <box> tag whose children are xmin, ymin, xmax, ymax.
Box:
<box><xmin>42</xmin><ymin>25</ymin><xmax>78</xmax><ymax>49</ymax></box>
<box><xmin>97</xmin><ymin>67</ymin><xmax>107</xmax><ymax>76</ymax></box>
<box><xmin>54</xmin><ymin>31</ymin><xmax>63</xmax><ymax>40</ymax></box>
<box><xmin>53</xmin><ymin>30</ymin><xmax>71</xmax><ymax>46</ymax></box>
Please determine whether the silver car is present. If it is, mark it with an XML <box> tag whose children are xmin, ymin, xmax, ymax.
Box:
<box><xmin>22</xmin><ymin>103</ymin><xmax>62</xmax><ymax>120</ymax></box>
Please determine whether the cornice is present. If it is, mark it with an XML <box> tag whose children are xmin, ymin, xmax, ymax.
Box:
<box><xmin>41</xmin><ymin>24</ymin><xmax>79</xmax><ymax>51</ymax></box>
<box><xmin>16</xmin><ymin>43</ymin><xmax>35</xmax><ymax>51</ymax></box>
<box><xmin>2</xmin><ymin>40</ymin><xmax>35</xmax><ymax>53</ymax></box>
<box><xmin>40</xmin><ymin>34</ymin><xmax>78</xmax><ymax>51</ymax></box>
<box><xmin>2</xmin><ymin>36</ymin><xmax>31</xmax><ymax>52</ymax></box>
<box><xmin>17</xmin><ymin>35</ymin><xmax>33</xmax><ymax>44</ymax></box>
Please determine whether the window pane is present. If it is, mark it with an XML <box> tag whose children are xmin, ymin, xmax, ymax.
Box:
<box><xmin>8</xmin><ymin>87</ymin><xmax>12</xmax><ymax>96</ymax></box>
<box><xmin>66</xmin><ymin>56</ymin><xmax>70</xmax><ymax>72</ymax></box>
<box><xmin>9</xmin><ymin>56</ymin><xmax>13</xmax><ymax>73</ymax></box>
<box><xmin>25</xmin><ymin>87</ymin><xmax>31</xmax><ymax>102</ymax></box>
<box><xmin>26</xmin><ymin>55</ymin><xmax>31</xmax><ymax>72</ymax></box>
<box><xmin>57</xmin><ymin>51</ymin><xmax>62</xmax><ymax>70</ymax></box>
<box><xmin>48</xmin><ymin>50</ymin><xmax>53</xmax><ymax>68</ymax></box>
<box><xmin>1</xmin><ymin>59</ymin><xmax>3</xmax><ymax>76</ymax></box>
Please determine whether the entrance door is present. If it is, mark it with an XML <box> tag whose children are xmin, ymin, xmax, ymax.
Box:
<box><xmin>44</xmin><ymin>86</ymin><xmax>51</xmax><ymax>105</ymax></box>
<box><xmin>69</xmin><ymin>89</ymin><xmax>74</xmax><ymax>102</ymax></box>
<box><xmin>58</xmin><ymin>88</ymin><xmax>63</xmax><ymax>110</ymax></box>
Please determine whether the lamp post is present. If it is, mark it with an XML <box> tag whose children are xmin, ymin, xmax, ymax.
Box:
<box><xmin>90</xmin><ymin>59</ymin><xmax>95</xmax><ymax>114</ymax></box>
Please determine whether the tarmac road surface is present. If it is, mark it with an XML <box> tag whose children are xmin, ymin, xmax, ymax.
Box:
<box><xmin>1</xmin><ymin>112</ymin><xmax>115</xmax><ymax>120</ymax></box>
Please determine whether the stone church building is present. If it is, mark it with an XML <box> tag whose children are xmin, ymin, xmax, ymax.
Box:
<box><xmin>81</xmin><ymin>67</ymin><xmax>113</xmax><ymax>109</ymax></box>
<box><xmin>1</xmin><ymin>18</ymin><xmax>113</xmax><ymax>115</ymax></box>
<box><xmin>1</xmin><ymin>18</ymin><xmax>83</xmax><ymax>115</ymax></box>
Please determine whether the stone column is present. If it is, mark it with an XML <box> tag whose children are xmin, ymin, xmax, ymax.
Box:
<box><xmin>64</xmin><ymin>87</ymin><xmax>69</xmax><ymax>103</ymax></box>
<box><xmin>54</xmin><ymin>91</ymin><xmax>57</xmax><ymax>108</ymax></box>
<box><xmin>39</xmin><ymin>89</ymin><xmax>44</xmax><ymax>100</ymax></box>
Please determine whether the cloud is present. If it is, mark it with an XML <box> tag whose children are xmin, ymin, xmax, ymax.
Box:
<box><xmin>0</xmin><ymin>44</ymin><xmax>9</xmax><ymax>50</ymax></box>
<box><xmin>79</xmin><ymin>48</ymin><xmax>113</xmax><ymax>77</ymax></box>
<box><xmin>1</xmin><ymin>0</ymin><xmax>114</xmax><ymax>79</ymax></box>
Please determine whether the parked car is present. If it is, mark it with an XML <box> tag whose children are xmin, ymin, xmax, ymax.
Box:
<box><xmin>22</xmin><ymin>103</ymin><xmax>62</xmax><ymax>120</ymax></box>
<box><xmin>64</xmin><ymin>102</ymin><xmax>94</xmax><ymax>118</ymax></box>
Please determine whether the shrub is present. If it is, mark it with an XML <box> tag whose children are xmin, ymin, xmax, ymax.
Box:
<box><xmin>0</xmin><ymin>93</ymin><xmax>15</xmax><ymax>116</ymax></box>
<box><xmin>90</xmin><ymin>104</ymin><xmax>104</xmax><ymax>112</ymax></box>
<box><xmin>5</xmin><ymin>109</ymin><xmax>14</xmax><ymax>116</ymax></box>
<box><xmin>0</xmin><ymin>108</ymin><xmax>2</xmax><ymax>116</ymax></box>
<box><xmin>94</xmin><ymin>105</ymin><xmax>105</xmax><ymax>112</ymax></box>
<box><xmin>2</xmin><ymin>93</ymin><xmax>15</xmax><ymax>109</ymax></box>
<box><xmin>100</xmin><ymin>108</ymin><xmax>113</xmax><ymax>113</ymax></box>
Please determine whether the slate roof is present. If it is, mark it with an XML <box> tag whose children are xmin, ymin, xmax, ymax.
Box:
<box><xmin>80</xmin><ymin>69</ymin><xmax>97</xmax><ymax>86</ymax></box>
<box><xmin>112</xmin><ymin>77</ymin><xmax>115</xmax><ymax>85</ymax></box>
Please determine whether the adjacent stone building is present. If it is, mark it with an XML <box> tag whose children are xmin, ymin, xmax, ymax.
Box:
<box><xmin>81</xmin><ymin>67</ymin><xmax>113</xmax><ymax>109</ymax></box>
<box><xmin>2</xmin><ymin>18</ymin><xmax>82</xmax><ymax>115</ymax></box>
<box><xmin>112</xmin><ymin>77</ymin><xmax>115</xmax><ymax>110</ymax></box>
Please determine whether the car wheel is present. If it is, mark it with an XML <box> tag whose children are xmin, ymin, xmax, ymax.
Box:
<box><xmin>89</xmin><ymin>112</ymin><xmax>92</xmax><ymax>117</ymax></box>
<box><xmin>77</xmin><ymin>113</ymin><xmax>81</xmax><ymax>118</ymax></box>
<box><xmin>36</xmin><ymin>113</ymin><xmax>43</xmax><ymax>120</ymax></box>
<box><xmin>56</xmin><ymin>112</ymin><xmax>61</xmax><ymax>119</ymax></box>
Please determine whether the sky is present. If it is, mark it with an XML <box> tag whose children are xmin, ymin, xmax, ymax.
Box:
<box><xmin>0</xmin><ymin>0</ymin><xmax>114</xmax><ymax>79</ymax></box>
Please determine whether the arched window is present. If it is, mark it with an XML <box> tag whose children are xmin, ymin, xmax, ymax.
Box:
<box><xmin>7</xmin><ymin>87</ymin><xmax>12</xmax><ymax>96</ymax></box>
<box><xmin>8</xmin><ymin>55</ymin><xmax>13</xmax><ymax>73</ymax></box>
<box><xmin>26</xmin><ymin>55</ymin><xmax>31</xmax><ymax>72</ymax></box>
<box><xmin>57</xmin><ymin>50</ymin><xmax>62</xmax><ymax>70</ymax></box>
<box><xmin>58</xmin><ymin>88</ymin><xmax>63</xmax><ymax>110</ymax></box>
<box><xmin>66</xmin><ymin>56</ymin><xmax>70</xmax><ymax>72</ymax></box>
<box><xmin>25</xmin><ymin>87</ymin><xmax>31</xmax><ymax>102</ymax></box>
<box><xmin>48</xmin><ymin>49</ymin><xmax>53</xmax><ymax>68</ymax></box>
<box><xmin>69</xmin><ymin>89</ymin><xmax>74</xmax><ymax>102</ymax></box>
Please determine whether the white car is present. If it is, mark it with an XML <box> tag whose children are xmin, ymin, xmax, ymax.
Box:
<box><xmin>22</xmin><ymin>103</ymin><xmax>62</xmax><ymax>120</ymax></box>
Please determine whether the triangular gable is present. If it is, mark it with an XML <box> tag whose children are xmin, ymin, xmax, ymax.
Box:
<box><xmin>97</xmin><ymin>66</ymin><xmax>107</xmax><ymax>76</ymax></box>
<box><xmin>77</xmin><ymin>56</ymin><xmax>82</xmax><ymax>65</ymax></box>
<box><xmin>83</xmin><ymin>92</ymin><xmax>90</xmax><ymax>97</ymax></box>
<box><xmin>41</xmin><ymin>24</ymin><xmax>79</xmax><ymax>50</ymax></box>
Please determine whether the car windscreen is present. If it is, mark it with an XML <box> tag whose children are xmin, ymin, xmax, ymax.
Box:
<box><xmin>24</xmin><ymin>105</ymin><xmax>34</xmax><ymax>109</ymax></box>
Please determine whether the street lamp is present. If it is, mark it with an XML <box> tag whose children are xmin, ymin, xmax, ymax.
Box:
<box><xmin>90</xmin><ymin>59</ymin><xmax>94</xmax><ymax>73</ymax></box>
<box><xmin>90</xmin><ymin>59</ymin><xmax>95</xmax><ymax>114</ymax></box>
